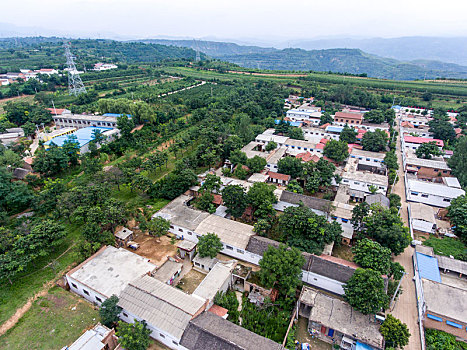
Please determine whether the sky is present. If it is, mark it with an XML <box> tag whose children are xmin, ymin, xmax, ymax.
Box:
<box><xmin>1</xmin><ymin>0</ymin><xmax>467</xmax><ymax>42</ymax></box>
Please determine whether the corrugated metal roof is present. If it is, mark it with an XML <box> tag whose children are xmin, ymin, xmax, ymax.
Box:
<box><xmin>45</xmin><ymin>127</ymin><xmax>112</xmax><ymax>148</ymax></box>
<box><xmin>118</xmin><ymin>275</ymin><xmax>206</xmax><ymax>339</ymax></box>
<box><xmin>408</xmin><ymin>180</ymin><xmax>465</xmax><ymax>199</ymax></box>
<box><xmin>416</xmin><ymin>252</ymin><xmax>441</xmax><ymax>282</ymax></box>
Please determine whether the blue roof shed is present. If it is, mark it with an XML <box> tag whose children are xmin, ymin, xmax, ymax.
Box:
<box><xmin>45</xmin><ymin>127</ymin><xmax>112</xmax><ymax>149</ymax></box>
<box><xmin>415</xmin><ymin>252</ymin><xmax>441</xmax><ymax>282</ymax></box>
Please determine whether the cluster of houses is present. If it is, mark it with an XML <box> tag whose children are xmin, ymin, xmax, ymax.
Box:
<box><xmin>0</xmin><ymin>68</ymin><xmax>59</xmax><ymax>86</ymax></box>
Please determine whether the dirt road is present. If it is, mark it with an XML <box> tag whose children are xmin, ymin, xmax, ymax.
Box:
<box><xmin>390</xmin><ymin>116</ymin><xmax>422</xmax><ymax>350</ymax></box>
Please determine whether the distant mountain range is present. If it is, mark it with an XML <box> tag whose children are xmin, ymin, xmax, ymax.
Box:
<box><xmin>141</xmin><ymin>39</ymin><xmax>467</xmax><ymax>80</ymax></box>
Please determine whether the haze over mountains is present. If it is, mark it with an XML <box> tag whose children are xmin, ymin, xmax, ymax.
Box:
<box><xmin>142</xmin><ymin>38</ymin><xmax>467</xmax><ymax>80</ymax></box>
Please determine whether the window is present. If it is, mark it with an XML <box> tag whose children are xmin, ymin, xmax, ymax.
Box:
<box><xmin>173</xmin><ymin>341</ymin><xmax>178</xmax><ymax>346</ymax></box>
<box><xmin>342</xmin><ymin>218</ymin><xmax>349</xmax><ymax>223</ymax></box>
<box><xmin>237</xmin><ymin>249</ymin><xmax>244</xmax><ymax>254</ymax></box>
<box><xmin>343</xmin><ymin>179</ymin><xmax>349</xmax><ymax>183</ymax></box>
<box><xmin>71</xmin><ymin>283</ymin><xmax>77</xmax><ymax>289</ymax></box>
<box><xmin>226</xmin><ymin>245</ymin><xmax>234</xmax><ymax>250</ymax></box>
<box><xmin>443</xmin><ymin>198</ymin><xmax>451</xmax><ymax>202</ymax></box>
<box><xmin>434</xmin><ymin>169</ymin><xmax>438</xmax><ymax>172</ymax></box>
<box><xmin>95</xmin><ymin>296</ymin><xmax>102</xmax><ymax>303</ymax></box>
<box><xmin>83</xmin><ymin>289</ymin><xmax>90</xmax><ymax>296</ymax></box>
<box><xmin>170</xmin><ymin>225</ymin><xmax>174</xmax><ymax>229</ymax></box>
<box><xmin>411</xmin><ymin>192</ymin><xmax>419</xmax><ymax>196</ymax></box>
<box><xmin>178</xmin><ymin>228</ymin><xmax>183</xmax><ymax>232</ymax></box>
<box><xmin>160</xmin><ymin>333</ymin><xmax>165</xmax><ymax>338</ymax></box>
<box><xmin>188</xmin><ymin>231</ymin><xmax>192</xmax><ymax>235</ymax></box>
<box><xmin>123</xmin><ymin>312</ymin><xmax>128</xmax><ymax>318</ymax></box>
<box><xmin>354</xmin><ymin>181</ymin><xmax>360</xmax><ymax>185</ymax></box>
<box><xmin>421</xmin><ymin>194</ymin><xmax>428</xmax><ymax>198</ymax></box>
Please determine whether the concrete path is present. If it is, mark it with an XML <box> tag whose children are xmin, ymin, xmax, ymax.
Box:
<box><xmin>389</xmin><ymin>116</ymin><xmax>422</xmax><ymax>350</ymax></box>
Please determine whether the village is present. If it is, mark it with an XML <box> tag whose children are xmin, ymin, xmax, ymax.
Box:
<box><xmin>37</xmin><ymin>96</ymin><xmax>465</xmax><ymax>350</ymax></box>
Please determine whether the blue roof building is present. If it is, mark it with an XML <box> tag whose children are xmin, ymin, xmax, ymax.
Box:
<box><xmin>415</xmin><ymin>252</ymin><xmax>441</xmax><ymax>282</ymax></box>
<box><xmin>45</xmin><ymin>127</ymin><xmax>113</xmax><ymax>153</ymax></box>
<box><xmin>102</xmin><ymin>113</ymin><xmax>132</xmax><ymax>118</ymax></box>
<box><xmin>274</xmin><ymin>119</ymin><xmax>302</xmax><ymax>127</ymax></box>
<box><xmin>325</xmin><ymin>125</ymin><xmax>344</xmax><ymax>133</ymax></box>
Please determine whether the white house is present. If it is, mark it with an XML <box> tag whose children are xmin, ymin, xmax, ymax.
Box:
<box><xmin>94</xmin><ymin>63</ymin><xmax>118</xmax><ymax>71</ymax></box>
<box><xmin>286</xmin><ymin>109</ymin><xmax>322</xmax><ymax>125</ymax></box>
<box><xmin>407</xmin><ymin>178</ymin><xmax>465</xmax><ymax>208</ymax></box>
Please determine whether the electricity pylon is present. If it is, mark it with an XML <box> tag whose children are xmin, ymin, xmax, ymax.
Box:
<box><xmin>64</xmin><ymin>42</ymin><xmax>86</xmax><ymax>96</ymax></box>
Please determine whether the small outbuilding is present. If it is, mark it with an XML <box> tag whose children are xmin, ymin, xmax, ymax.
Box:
<box><xmin>177</xmin><ymin>240</ymin><xmax>197</xmax><ymax>260</ymax></box>
<box><xmin>114</xmin><ymin>227</ymin><xmax>134</xmax><ymax>247</ymax></box>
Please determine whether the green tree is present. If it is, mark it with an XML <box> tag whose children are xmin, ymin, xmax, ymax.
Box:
<box><xmin>246</xmin><ymin>155</ymin><xmax>267</xmax><ymax>173</ymax></box>
<box><xmin>0</xmin><ymin>167</ymin><xmax>33</xmax><ymax>213</ymax></box>
<box><xmin>429</xmin><ymin>109</ymin><xmax>456</xmax><ymax>143</ymax></box>
<box><xmin>116</xmin><ymin>320</ymin><xmax>151</xmax><ymax>350</ymax></box>
<box><xmin>388</xmin><ymin>193</ymin><xmax>401</xmax><ymax>209</ymax></box>
<box><xmin>384</xmin><ymin>151</ymin><xmax>399</xmax><ymax>171</ymax></box>
<box><xmin>351</xmin><ymin>202</ymin><xmax>369</xmax><ymax>233</ymax></box>
<box><xmin>222</xmin><ymin>185</ymin><xmax>247</xmax><ymax>218</ymax></box>
<box><xmin>22</xmin><ymin>121</ymin><xmax>36</xmax><ymax>137</ymax></box>
<box><xmin>425</xmin><ymin>329</ymin><xmax>463</xmax><ymax>350</ymax></box>
<box><xmin>449</xmin><ymin>136</ymin><xmax>467</xmax><ymax>188</ymax></box>
<box><xmin>265</xmin><ymin>141</ymin><xmax>277</xmax><ymax>152</ymax></box>
<box><xmin>447</xmin><ymin>195</ymin><xmax>467</xmax><ymax>242</ymax></box>
<box><xmin>195</xmin><ymin>191</ymin><xmax>216</xmax><ymax>213</ymax></box>
<box><xmin>352</xmin><ymin>238</ymin><xmax>392</xmax><ymax>274</ymax></box>
<box><xmin>279</xmin><ymin>204</ymin><xmax>342</xmax><ymax>254</ymax></box>
<box><xmin>33</xmin><ymin>145</ymin><xmax>70</xmax><ymax>176</ymax></box>
<box><xmin>343</xmin><ymin>268</ymin><xmax>389</xmax><ymax>315</ymax></box>
<box><xmin>286</xmin><ymin>179</ymin><xmax>303</xmax><ymax>194</ymax></box>
<box><xmin>379</xmin><ymin>314</ymin><xmax>410</xmax><ymax>349</ymax></box>
<box><xmin>147</xmin><ymin>216</ymin><xmax>171</xmax><ymax>238</ymax></box>
<box><xmin>99</xmin><ymin>295</ymin><xmax>122</xmax><ymax>328</ymax></box>
<box><xmin>339</xmin><ymin>125</ymin><xmax>357</xmax><ymax>144</ymax></box>
<box><xmin>198</xmin><ymin>233</ymin><xmax>223</xmax><ymax>258</ymax></box>
<box><xmin>277</xmin><ymin>156</ymin><xmax>303</xmax><ymax>178</ymax></box>
<box><xmin>201</xmin><ymin>174</ymin><xmax>222</xmax><ymax>193</ymax></box>
<box><xmin>362</xmin><ymin>130</ymin><xmax>388</xmax><ymax>152</ymax></box>
<box><xmin>229</xmin><ymin>149</ymin><xmax>248</xmax><ymax>166</ymax></box>
<box><xmin>288</xmin><ymin>127</ymin><xmax>304</xmax><ymax>140</ymax></box>
<box><xmin>415</xmin><ymin>141</ymin><xmax>442</xmax><ymax>159</ymax></box>
<box><xmin>259</xmin><ymin>244</ymin><xmax>305</xmax><ymax>298</ymax></box>
<box><xmin>323</xmin><ymin>139</ymin><xmax>348</xmax><ymax>163</ymax></box>
<box><xmin>319</xmin><ymin>112</ymin><xmax>333</xmax><ymax>126</ymax></box>
<box><xmin>214</xmin><ymin>290</ymin><xmax>240</xmax><ymax>324</ymax></box>
<box><xmin>247</xmin><ymin>182</ymin><xmax>277</xmax><ymax>215</ymax></box>
<box><xmin>364</xmin><ymin>109</ymin><xmax>385</xmax><ymax>124</ymax></box>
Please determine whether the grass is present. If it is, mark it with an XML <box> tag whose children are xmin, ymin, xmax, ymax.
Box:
<box><xmin>423</xmin><ymin>236</ymin><xmax>467</xmax><ymax>260</ymax></box>
<box><xmin>0</xmin><ymin>223</ymin><xmax>83</xmax><ymax>326</ymax></box>
<box><xmin>0</xmin><ymin>286</ymin><xmax>99</xmax><ymax>349</ymax></box>
<box><xmin>332</xmin><ymin>244</ymin><xmax>354</xmax><ymax>261</ymax></box>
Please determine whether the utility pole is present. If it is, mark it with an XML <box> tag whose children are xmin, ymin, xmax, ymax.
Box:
<box><xmin>64</xmin><ymin>42</ymin><xmax>86</xmax><ymax>96</ymax></box>
<box><xmin>51</xmin><ymin>99</ymin><xmax>57</xmax><ymax>116</ymax></box>
<box><xmin>390</xmin><ymin>271</ymin><xmax>407</xmax><ymax>311</ymax></box>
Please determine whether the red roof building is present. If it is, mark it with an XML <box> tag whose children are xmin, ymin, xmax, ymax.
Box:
<box><xmin>267</xmin><ymin>171</ymin><xmax>291</xmax><ymax>185</ymax></box>
<box><xmin>401</xmin><ymin>121</ymin><xmax>415</xmax><ymax>128</ymax></box>
<box><xmin>404</xmin><ymin>136</ymin><xmax>444</xmax><ymax>147</ymax></box>
<box><xmin>334</xmin><ymin>112</ymin><xmax>364</xmax><ymax>125</ymax></box>
<box><xmin>46</xmin><ymin>108</ymin><xmax>67</xmax><ymax>115</ymax></box>
<box><xmin>296</xmin><ymin>152</ymin><xmax>320</xmax><ymax>163</ymax></box>
<box><xmin>208</xmin><ymin>305</ymin><xmax>229</xmax><ymax>318</ymax></box>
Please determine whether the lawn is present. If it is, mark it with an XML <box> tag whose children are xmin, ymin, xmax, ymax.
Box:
<box><xmin>0</xmin><ymin>286</ymin><xmax>99</xmax><ymax>349</ymax></box>
<box><xmin>423</xmin><ymin>236</ymin><xmax>467</xmax><ymax>260</ymax></box>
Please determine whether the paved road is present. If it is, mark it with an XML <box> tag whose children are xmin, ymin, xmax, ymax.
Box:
<box><xmin>390</xmin><ymin>117</ymin><xmax>422</xmax><ymax>350</ymax></box>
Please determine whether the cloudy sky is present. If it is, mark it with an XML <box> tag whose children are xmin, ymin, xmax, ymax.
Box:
<box><xmin>1</xmin><ymin>0</ymin><xmax>466</xmax><ymax>41</ymax></box>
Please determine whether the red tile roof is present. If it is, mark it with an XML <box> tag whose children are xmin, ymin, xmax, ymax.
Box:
<box><xmin>334</xmin><ymin>112</ymin><xmax>364</xmax><ymax>120</ymax></box>
<box><xmin>267</xmin><ymin>171</ymin><xmax>291</xmax><ymax>181</ymax></box>
<box><xmin>319</xmin><ymin>138</ymin><xmax>330</xmax><ymax>144</ymax></box>
<box><xmin>318</xmin><ymin>254</ymin><xmax>359</xmax><ymax>269</ymax></box>
<box><xmin>212</xmin><ymin>194</ymin><xmax>223</xmax><ymax>206</ymax></box>
<box><xmin>296</xmin><ymin>152</ymin><xmax>320</xmax><ymax>163</ymax></box>
<box><xmin>46</xmin><ymin>108</ymin><xmax>66</xmax><ymax>115</ymax></box>
<box><xmin>319</xmin><ymin>123</ymin><xmax>330</xmax><ymax>129</ymax></box>
<box><xmin>208</xmin><ymin>305</ymin><xmax>228</xmax><ymax>317</ymax></box>
<box><xmin>404</xmin><ymin>136</ymin><xmax>444</xmax><ymax>147</ymax></box>
<box><xmin>316</xmin><ymin>143</ymin><xmax>325</xmax><ymax>150</ymax></box>
<box><xmin>401</xmin><ymin>121</ymin><xmax>415</xmax><ymax>128</ymax></box>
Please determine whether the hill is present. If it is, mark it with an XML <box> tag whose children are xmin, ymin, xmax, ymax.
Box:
<box><xmin>144</xmin><ymin>39</ymin><xmax>467</xmax><ymax>80</ymax></box>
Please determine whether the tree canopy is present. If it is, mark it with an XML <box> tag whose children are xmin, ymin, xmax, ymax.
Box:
<box><xmin>116</xmin><ymin>320</ymin><xmax>151</xmax><ymax>350</ymax></box>
<box><xmin>447</xmin><ymin>195</ymin><xmax>467</xmax><ymax>242</ymax></box>
<box><xmin>415</xmin><ymin>141</ymin><xmax>442</xmax><ymax>159</ymax></box>
<box><xmin>323</xmin><ymin>139</ymin><xmax>348</xmax><ymax>163</ymax></box>
<box><xmin>222</xmin><ymin>184</ymin><xmax>247</xmax><ymax>218</ymax></box>
<box><xmin>448</xmin><ymin>136</ymin><xmax>467</xmax><ymax>188</ymax></box>
<box><xmin>197</xmin><ymin>233</ymin><xmax>223</xmax><ymax>258</ymax></box>
<box><xmin>339</xmin><ymin>124</ymin><xmax>357</xmax><ymax>144</ymax></box>
<box><xmin>379</xmin><ymin>314</ymin><xmax>411</xmax><ymax>349</ymax></box>
<box><xmin>99</xmin><ymin>295</ymin><xmax>122</xmax><ymax>328</ymax></box>
<box><xmin>277</xmin><ymin>156</ymin><xmax>303</xmax><ymax>178</ymax></box>
<box><xmin>362</xmin><ymin>129</ymin><xmax>388</xmax><ymax>152</ymax></box>
<box><xmin>352</xmin><ymin>238</ymin><xmax>392</xmax><ymax>274</ymax></box>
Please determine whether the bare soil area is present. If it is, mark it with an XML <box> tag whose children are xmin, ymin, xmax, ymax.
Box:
<box><xmin>126</xmin><ymin>234</ymin><xmax>177</xmax><ymax>266</ymax></box>
<box><xmin>177</xmin><ymin>269</ymin><xmax>205</xmax><ymax>294</ymax></box>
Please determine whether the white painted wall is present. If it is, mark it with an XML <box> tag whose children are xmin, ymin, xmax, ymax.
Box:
<box><xmin>407</xmin><ymin>191</ymin><xmax>454</xmax><ymax>208</ymax></box>
<box><xmin>302</xmin><ymin>271</ymin><xmax>345</xmax><ymax>295</ymax></box>
<box><xmin>66</xmin><ymin>275</ymin><xmax>107</xmax><ymax>306</ymax></box>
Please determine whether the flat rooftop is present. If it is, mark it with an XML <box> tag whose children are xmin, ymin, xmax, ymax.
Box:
<box><xmin>154</xmin><ymin>260</ymin><xmax>182</xmax><ymax>283</ymax></box>
<box><xmin>351</xmin><ymin>148</ymin><xmax>385</xmax><ymax>160</ymax></box>
<box><xmin>407</xmin><ymin>179</ymin><xmax>465</xmax><ymax>199</ymax></box>
<box><xmin>193</xmin><ymin>261</ymin><xmax>236</xmax><ymax>302</ymax></box>
<box><xmin>45</xmin><ymin>127</ymin><xmax>113</xmax><ymax>148</ymax></box>
<box><xmin>300</xmin><ymin>286</ymin><xmax>384</xmax><ymax>349</ymax></box>
<box><xmin>341</xmin><ymin>158</ymin><xmax>388</xmax><ymax>186</ymax></box>
<box><xmin>153</xmin><ymin>195</ymin><xmax>210</xmax><ymax>231</ymax></box>
<box><xmin>196</xmin><ymin>215</ymin><xmax>255</xmax><ymax>250</ymax></box>
<box><xmin>422</xmin><ymin>278</ymin><xmax>467</xmax><ymax>323</ymax></box>
<box><xmin>68</xmin><ymin>246</ymin><xmax>156</xmax><ymax>298</ymax></box>
<box><xmin>405</xmin><ymin>157</ymin><xmax>450</xmax><ymax>171</ymax></box>
<box><xmin>53</xmin><ymin>113</ymin><xmax>119</xmax><ymax>123</ymax></box>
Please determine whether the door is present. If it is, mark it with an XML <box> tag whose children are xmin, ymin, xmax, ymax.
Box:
<box><xmin>328</xmin><ymin>328</ymin><xmax>334</xmax><ymax>337</ymax></box>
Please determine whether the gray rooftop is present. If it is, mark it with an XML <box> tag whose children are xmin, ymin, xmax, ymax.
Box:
<box><xmin>409</xmin><ymin>203</ymin><xmax>436</xmax><ymax>223</ymax></box>
<box><xmin>177</xmin><ymin>240</ymin><xmax>197</xmax><ymax>251</ymax></box>
<box><xmin>405</xmin><ymin>157</ymin><xmax>450</xmax><ymax>171</ymax></box>
<box><xmin>180</xmin><ymin>311</ymin><xmax>283</xmax><ymax>350</ymax></box>
<box><xmin>342</xmin><ymin>158</ymin><xmax>389</xmax><ymax>187</ymax></box>
<box><xmin>280</xmin><ymin>191</ymin><xmax>331</xmax><ymax>212</ymax></box>
<box><xmin>68</xmin><ymin>246</ymin><xmax>156</xmax><ymax>298</ymax></box>
<box><xmin>435</xmin><ymin>255</ymin><xmax>467</xmax><ymax>276</ymax></box>
<box><xmin>300</xmin><ymin>286</ymin><xmax>384</xmax><ymax>349</ymax></box>
<box><xmin>422</xmin><ymin>278</ymin><xmax>467</xmax><ymax>324</ymax></box>
<box><xmin>53</xmin><ymin>114</ymin><xmax>118</xmax><ymax>123</ymax></box>
<box><xmin>408</xmin><ymin>179</ymin><xmax>465</xmax><ymax>199</ymax></box>
<box><xmin>193</xmin><ymin>261</ymin><xmax>236</xmax><ymax>302</ymax></box>
<box><xmin>67</xmin><ymin>323</ymin><xmax>112</xmax><ymax>350</ymax></box>
<box><xmin>351</xmin><ymin>148</ymin><xmax>385</xmax><ymax>160</ymax></box>
<box><xmin>114</xmin><ymin>226</ymin><xmax>133</xmax><ymax>240</ymax></box>
<box><xmin>196</xmin><ymin>215</ymin><xmax>255</xmax><ymax>250</ymax></box>
<box><xmin>154</xmin><ymin>260</ymin><xmax>183</xmax><ymax>283</ymax></box>
<box><xmin>118</xmin><ymin>275</ymin><xmax>206</xmax><ymax>339</ymax></box>
<box><xmin>153</xmin><ymin>195</ymin><xmax>210</xmax><ymax>231</ymax></box>
<box><xmin>366</xmin><ymin>193</ymin><xmax>390</xmax><ymax>208</ymax></box>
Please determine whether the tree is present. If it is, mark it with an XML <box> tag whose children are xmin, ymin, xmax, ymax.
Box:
<box><xmin>277</xmin><ymin>156</ymin><xmax>303</xmax><ymax>178</ymax></box>
<box><xmin>222</xmin><ymin>185</ymin><xmax>247</xmax><ymax>218</ymax></box>
<box><xmin>195</xmin><ymin>191</ymin><xmax>216</xmax><ymax>213</ymax></box>
<box><xmin>301</xmin><ymin>158</ymin><xmax>337</xmax><ymax>193</ymax></box>
<box><xmin>339</xmin><ymin>125</ymin><xmax>357</xmax><ymax>144</ymax></box>
<box><xmin>246</xmin><ymin>155</ymin><xmax>267</xmax><ymax>173</ymax></box>
<box><xmin>33</xmin><ymin>145</ymin><xmax>70</xmax><ymax>176</ymax></box>
<box><xmin>429</xmin><ymin>109</ymin><xmax>456</xmax><ymax>143</ymax></box>
<box><xmin>117</xmin><ymin>115</ymin><xmax>135</xmax><ymax>140</ymax></box>
<box><xmin>99</xmin><ymin>295</ymin><xmax>122</xmax><ymax>328</ymax></box>
<box><xmin>265</xmin><ymin>141</ymin><xmax>277</xmax><ymax>152</ymax></box>
<box><xmin>222</xmin><ymin>135</ymin><xmax>243</xmax><ymax>158</ymax></box>
<box><xmin>362</xmin><ymin>130</ymin><xmax>388</xmax><ymax>152</ymax></box>
<box><xmin>286</xmin><ymin>179</ymin><xmax>303</xmax><ymax>194</ymax></box>
<box><xmin>447</xmin><ymin>195</ymin><xmax>467</xmax><ymax>242</ymax></box>
<box><xmin>352</xmin><ymin>238</ymin><xmax>392</xmax><ymax>274</ymax></box>
<box><xmin>116</xmin><ymin>320</ymin><xmax>151</xmax><ymax>350</ymax></box>
<box><xmin>229</xmin><ymin>149</ymin><xmax>247</xmax><ymax>166</ymax></box>
<box><xmin>147</xmin><ymin>216</ymin><xmax>170</xmax><ymax>238</ymax></box>
<box><xmin>198</xmin><ymin>233</ymin><xmax>223</xmax><ymax>258</ymax></box>
<box><xmin>379</xmin><ymin>314</ymin><xmax>410</xmax><ymax>349</ymax></box>
<box><xmin>214</xmin><ymin>290</ymin><xmax>240</xmax><ymax>324</ymax></box>
<box><xmin>279</xmin><ymin>204</ymin><xmax>342</xmax><ymax>254</ymax></box>
<box><xmin>319</xmin><ymin>112</ymin><xmax>333</xmax><ymax>126</ymax></box>
<box><xmin>363</xmin><ymin>204</ymin><xmax>411</xmax><ymax>255</ymax></box>
<box><xmin>247</xmin><ymin>182</ymin><xmax>277</xmax><ymax>214</ymax></box>
<box><xmin>384</xmin><ymin>151</ymin><xmax>399</xmax><ymax>171</ymax></box>
<box><xmin>351</xmin><ymin>202</ymin><xmax>369</xmax><ymax>233</ymax></box>
<box><xmin>0</xmin><ymin>166</ymin><xmax>33</xmax><ymax>213</ymax></box>
<box><xmin>323</xmin><ymin>140</ymin><xmax>348</xmax><ymax>163</ymax></box>
<box><xmin>415</xmin><ymin>141</ymin><xmax>442</xmax><ymax>159</ymax></box>
<box><xmin>22</xmin><ymin>121</ymin><xmax>36</xmax><ymax>137</ymax></box>
<box><xmin>364</xmin><ymin>110</ymin><xmax>385</xmax><ymax>124</ymax></box>
<box><xmin>343</xmin><ymin>268</ymin><xmax>389</xmax><ymax>315</ymax></box>
<box><xmin>425</xmin><ymin>329</ymin><xmax>462</xmax><ymax>350</ymax></box>
<box><xmin>288</xmin><ymin>127</ymin><xmax>304</xmax><ymax>140</ymax></box>
<box><xmin>449</xmin><ymin>136</ymin><xmax>467</xmax><ymax>188</ymax></box>
<box><xmin>388</xmin><ymin>193</ymin><xmax>401</xmax><ymax>209</ymax></box>
<box><xmin>258</xmin><ymin>244</ymin><xmax>305</xmax><ymax>298</ymax></box>
<box><xmin>200</xmin><ymin>173</ymin><xmax>222</xmax><ymax>193</ymax></box>
<box><xmin>151</xmin><ymin>168</ymin><xmax>197</xmax><ymax>200</ymax></box>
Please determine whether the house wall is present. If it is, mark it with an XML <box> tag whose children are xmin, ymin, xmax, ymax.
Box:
<box><xmin>405</xmin><ymin>142</ymin><xmax>441</xmax><ymax>151</ymax></box>
<box><xmin>423</xmin><ymin>312</ymin><xmax>467</xmax><ymax>341</ymax></box>
<box><xmin>66</xmin><ymin>275</ymin><xmax>107</xmax><ymax>306</ymax></box>
<box><xmin>407</xmin><ymin>191</ymin><xmax>454</xmax><ymax>208</ymax></box>
<box><xmin>413</xmin><ymin>166</ymin><xmax>452</xmax><ymax>179</ymax></box>
<box><xmin>340</xmin><ymin>178</ymin><xmax>387</xmax><ymax>195</ymax></box>
<box><xmin>119</xmin><ymin>309</ymin><xmax>189</xmax><ymax>350</ymax></box>
<box><xmin>302</xmin><ymin>271</ymin><xmax>346</xmax><ymax>295</ymax></box>
<box><xmin>53</xmin><ymin>116</ymin><xmax>117</xmax><ymax>129</ymax></box>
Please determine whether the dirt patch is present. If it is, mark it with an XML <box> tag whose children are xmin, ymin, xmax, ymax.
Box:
<box><xmin>177</xmin><ymin>269</ymin><xmax>205</xmax><ymax>294</ymax></box>
<box><xmin>127</xmin><ymin>234</ymin><xmax>177</xmax><ymax>266</ymax></box>
<box><xmin>332</xmin><ymin>245</ymin><xmax>354</xmax><ymax>262</ymax></box>
<box><xmin>296</xmin><ymin>316</ymin><xmax>332</xmax><ymax>350</ymax></box>
<box><xmin>227</xmin><ymin>70</ymin><xmax>308</xmax><ymax>78</ymax></box>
